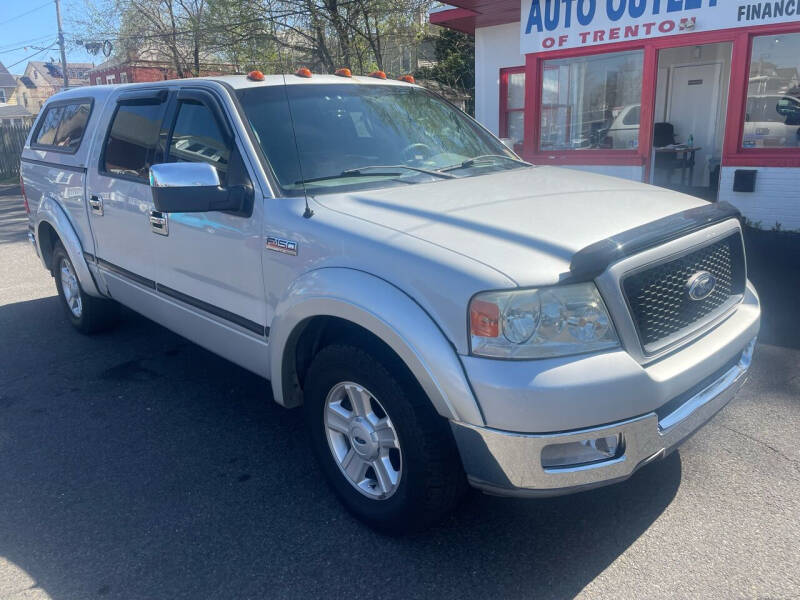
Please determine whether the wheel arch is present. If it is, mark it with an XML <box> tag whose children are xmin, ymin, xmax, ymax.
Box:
<box><xmin>33</xmin><ymin>198</ymin><xmax>101</xmax><ymax>297</ymax></box>
<box><xmin>269</xmin><ymin>268</ymin><xmax>483</xmax><ymax>426</ymax></box>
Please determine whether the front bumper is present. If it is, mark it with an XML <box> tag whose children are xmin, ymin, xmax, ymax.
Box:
<box><xmin>452</xmin><ymin>338</ymin><xmax>755</xmax><ymax>497</ymax></box>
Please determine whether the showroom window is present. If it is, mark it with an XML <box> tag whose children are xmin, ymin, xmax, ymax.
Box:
<box><xmin>540</xmin><ymin>50</ymin><xmax>643</xmax><ymax>151</ymax></box>
<box><xmin>743</xmin><ymin>33</ymin><xmax>800</xmax><ymax>150</ymax></box>
<box><xmin>500</xmin><ymin>67</ymin><xmax>525</xmax><ymax>151</ymax></box>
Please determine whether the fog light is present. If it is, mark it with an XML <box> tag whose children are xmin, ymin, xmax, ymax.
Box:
<box><xmin>541</xmin><ymin>435</ymin><xmax>621</xmax><ymax>469</ymax></box>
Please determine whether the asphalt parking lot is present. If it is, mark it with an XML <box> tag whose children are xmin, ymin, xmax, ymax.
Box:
<box><xmin>1</xmin><ymin>184</ymin><xmax>799</xmax><ymax>600</ymax></box>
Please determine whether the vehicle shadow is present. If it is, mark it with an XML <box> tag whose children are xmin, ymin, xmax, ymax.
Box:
<box><xmin>0</xmin><ymin>297</ymin><xmax>681</xmax><ymax>600</ymax></box>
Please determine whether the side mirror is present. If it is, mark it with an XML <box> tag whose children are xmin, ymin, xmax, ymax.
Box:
<box><xmin>149</xmin><ymin>162</ymin><xmax>249</xmax><ymax>213</ymax></box>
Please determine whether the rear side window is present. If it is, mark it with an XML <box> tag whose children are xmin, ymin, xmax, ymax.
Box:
<box><xmin>103</xmin><ymin>102</ymin><xmax>164</xmax><ymax>180</ymax></box>
<box><xmin>35</xmin><ymin>106</ymin><xmax>64</xmax><ymax>145</ymax></box>
<box><xmin>623</xmin><ymin>106</ymin><xmax>640</xmax><ymax>126</ymax></box>
<box><xmin>34</xmin><ymin>101</ymin><xmax>92</xmax><ymax>151</ymax></box>
<box><xmin>54</xmin><ymin>103</ymin><xmax>91</xmax><ymax>149</ymax></box>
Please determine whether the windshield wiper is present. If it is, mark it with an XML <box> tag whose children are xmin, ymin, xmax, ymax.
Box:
<box><xmin>438</xmin><ymin>154</ymin><xmax>532</xmax><ymax>173</ymax></box>
<box><xmin>297</xmin><ymin>165</ymin><xmax>455</xmax><ymax>185</ymax></box>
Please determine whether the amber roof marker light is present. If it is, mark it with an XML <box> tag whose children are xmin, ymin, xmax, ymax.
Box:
<box><xmin>295</xmin><ymin>67</ymin><xmax>313</xmax><ymax>78</ymax></box>
<box><xmin>334</xmin><ymin>68</ymin><xmax>352</xmax><ymax>78</ymax></box>
<box><xmin>368</xmin><ymin>70</ymin><xmax>387</xmax><ymax>80</ymax></box>
<box><xmin>398</xmin><ymin>74</ymin><xmax>415</xmax><ymax>84</ymax></box>
<box><xmin>247</xmin><ymin>70</ymin><xmax>265</xmax><ymax>81</ymax></box>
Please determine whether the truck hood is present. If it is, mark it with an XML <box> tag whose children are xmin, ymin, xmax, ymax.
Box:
<box><xmin>312</xmin><ymin>166</ymin><xmax>708</xmax><ymax>286</ymax></box>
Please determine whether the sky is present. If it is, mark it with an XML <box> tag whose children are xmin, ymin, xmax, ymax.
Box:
<box><xmin>0</xmin><ymin>0</ymin><xmax>98</xmax><ymax>75</ymax></box>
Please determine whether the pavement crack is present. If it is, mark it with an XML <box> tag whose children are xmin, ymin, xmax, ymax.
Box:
<box><xmin>720</xmin><ymin>423</ymin><xmax>800</xmax><ymax>474</ymax></box>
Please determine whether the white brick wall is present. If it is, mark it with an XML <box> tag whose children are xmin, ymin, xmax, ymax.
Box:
<box><xmin>475</xmin><ymin>23</ymin><xmax>525</xmax><ymax>136</ymax></box>
<box><xmin>719</xmin><ymin>166</ymin><xmax>800</xmax><ymax>231</ymax></box>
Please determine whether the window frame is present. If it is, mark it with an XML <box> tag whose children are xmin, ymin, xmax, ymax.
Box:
<box><xmin>161</xmin><ymin>86</ymin><xmax>254</xmax><ymax>217</ymax></box>
<box><xmin>164</xmin><ymin>90</ymin><xmax>235</xmax><ymax>185</ymax></box>
<box><xmin>30</xmin><ymin>97</ymin><xmax>95</xmax><ymax>155</ymax></box>
<box><xmin>517</xmin><ymin>23</ymin><xmax>800</xmax><ymax>171</ymax></box>
<box><xmin>525</xmin><ymin>46</ymin><xmax>649</xmax><ymax>165</ymax></box>
<box><xmin>499</xmin><ymin>66</ymin><xmax>526</xmax><ymax>153</ymax></box>
<box><xmin>98</xmin><ymin>88</ymin><xmax>169</xmax><ymax>184</ymax></box>
<box><xmin>724</xmin><ymin>26</ymin><xmax>800</xmax><ymax>166</ymax></box>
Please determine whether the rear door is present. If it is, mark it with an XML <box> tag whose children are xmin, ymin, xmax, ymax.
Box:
<box><xmin>86</xmin><ymin>89</ymin><xmax>169</xmax><ymax>290</ymax></box>
<box><xmin>151</xmin><ymin>87</ymin><xmax>267</xmax><ymax>336</ymax></box>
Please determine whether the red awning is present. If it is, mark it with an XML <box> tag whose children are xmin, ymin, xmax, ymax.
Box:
<box><xmin>430</xmin><ymin>0</ymin><xmax>519</xmax><ymax>35</ymax></box>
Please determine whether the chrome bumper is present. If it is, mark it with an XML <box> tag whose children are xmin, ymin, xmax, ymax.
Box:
<box><xmin>452</xmin><ymin>338</ymin><xmax>756</xmax><ymax>497</ymax></box>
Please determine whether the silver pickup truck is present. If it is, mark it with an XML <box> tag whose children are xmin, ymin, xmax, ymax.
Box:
<box><xmin>21</xmin><ymin>71</ymin><xmax>760</xmax><ymax>532</ymax></box>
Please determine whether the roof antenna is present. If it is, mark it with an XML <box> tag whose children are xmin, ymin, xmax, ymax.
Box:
<box><xmin>276</xmin><ymin>38</ymin><xmax>313</xmax><ymax>218</ymax></box>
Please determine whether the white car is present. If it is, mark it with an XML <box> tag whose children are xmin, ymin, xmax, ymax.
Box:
<box><xmin>743</xmin><ymin>94</ymin><xmax>800</xmax><ymax>148</ymax></box>
<box><xmin>20</xmin><ymin>72</ymin><xmax>760</xmax><ymax>532</ymax></box>
<box><xmin>601</xmin><ymin>104</ymin><xmax>641</xmax><ymax>149</ymax></box>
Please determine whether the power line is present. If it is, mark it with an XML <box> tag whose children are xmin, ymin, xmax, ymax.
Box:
<box><xmin>0</xmin><ymin>33</ymin><xmax>56</xmax><ymax>52</ymax></box>
<box><xmin>5</xmin><ymin>41</ymin><xmax>59</xmax><ymax>69</ymax></box>
<box><xmin>0</xmin><ymin>0</ymin><xmax>53</xmax><ymax>27</ymax></box>
<box><xmin>0</xmin><ymin>40</ymin><xmax>59</xmax><ymax>55</ymax></box>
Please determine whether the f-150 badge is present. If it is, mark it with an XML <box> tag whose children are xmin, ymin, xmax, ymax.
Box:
<box><xmin>266</xmin><ymin>236</ymin><xmax>298</xmax><ymax>256</ymax></box>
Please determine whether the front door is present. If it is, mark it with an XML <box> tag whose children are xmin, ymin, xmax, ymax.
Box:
<box><xmin>151</xmin><ymin>89</ymin><xmax>267</xmax><ymax>340</ymax></box>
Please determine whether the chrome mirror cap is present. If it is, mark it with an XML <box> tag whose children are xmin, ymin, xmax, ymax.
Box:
<box><xmin>149</xmin><ymin>162</ymin><xmax>220</xmax><ymax>188</ymax></box>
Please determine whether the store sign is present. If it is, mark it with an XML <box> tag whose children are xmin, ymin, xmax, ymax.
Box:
<box><xmin>521</xmin><ymin>0</ymin><xmax>800</xmax><ymax>53</ymax></box>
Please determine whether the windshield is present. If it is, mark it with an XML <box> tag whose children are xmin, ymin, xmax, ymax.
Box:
<box><xmin>237</xmin><ymin>83</ymin><xmax>525</xmax><ymax>195</ymax></box>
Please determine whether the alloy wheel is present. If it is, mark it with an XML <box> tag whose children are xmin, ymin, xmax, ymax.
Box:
<box><xmin>323</xmin><ymin>381</ymin><xmax>402</xmax><ymax>500</ymax></box>
<box><xmin>59</xmin><ymin>257</ymin><xmax>82</xmax><ymax>318</ymax></box>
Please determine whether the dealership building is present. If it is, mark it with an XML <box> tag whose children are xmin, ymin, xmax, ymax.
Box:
<box><xmin>431</xmin><ymin>0</ymin><xmax>800</xmax><ymax>229</ymax></box>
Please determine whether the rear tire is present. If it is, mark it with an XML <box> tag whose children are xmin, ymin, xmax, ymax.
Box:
<box><xmin>304</xmin><ymin>343</ymin><xmax>467</xmax><ymax>533</ymax></box>
<box><xmin>52</xmin><ymin>242</ymin><xmax>118</xmax><ymax>334</ymax></box>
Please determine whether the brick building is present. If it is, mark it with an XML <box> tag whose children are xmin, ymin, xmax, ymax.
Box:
<box><xmin>87</xmin><ymin>52</ymin><xmax>232</xmax><ymax>86</ymax></box>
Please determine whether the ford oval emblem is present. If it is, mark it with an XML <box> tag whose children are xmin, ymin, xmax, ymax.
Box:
<box><xmin>686</xmin><ymin>271</ymin><xmax>717</xmax><ymax>301</ymax></box>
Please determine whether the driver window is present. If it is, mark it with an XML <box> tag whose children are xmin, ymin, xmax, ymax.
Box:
<box><xmin>168</xmin><ymin>100</ymin><xmax>231</xmax><ymax>184</ymax></box>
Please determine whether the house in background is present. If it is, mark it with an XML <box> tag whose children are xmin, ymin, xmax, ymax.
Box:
<box><xmin>14</xmin><ymin>61</ymin><xmax>93</xmax><ymax>115</ymax></box>
<box><xmin>0</xmin><ymin>61</ymin><xmax>19</xmax><ymax>106</ymax></box>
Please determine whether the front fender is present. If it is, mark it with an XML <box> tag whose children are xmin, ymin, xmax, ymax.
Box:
<box><xmin>34</xmin><ymin>194</ymin><xmax>102</xmax><ymax>298</ymax></box>
<box><xmin>269</xmin><ymin>268</ymin><xmax>484</xmax><ymax>426</ymax></box>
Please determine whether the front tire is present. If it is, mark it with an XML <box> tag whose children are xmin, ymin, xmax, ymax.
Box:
<box><xmin>304</xmin><ymin>343</ymin><xmax>466</xmax><ymax>533</ymax></box>
<box><xmin>52</xmin><ymin>242</ymin><xmax>118</xmax><ymax>334</ymax></box>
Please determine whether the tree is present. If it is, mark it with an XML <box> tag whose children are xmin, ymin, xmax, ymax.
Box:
<box><xmin>74</xmin><ymin>0</ymin><xmax>217</xmax><ymax>77</ymax></box>
<box><xmin>73</xmin><ymin>0</ymin><xmax>441</xmax><ymax>78</ymax></box>
<box><xmin>415</xmin><ymin>28</ymin><xmax>474</xmax><ymax>113</ymax></box>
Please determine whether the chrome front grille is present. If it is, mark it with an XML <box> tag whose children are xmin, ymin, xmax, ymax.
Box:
<box><xmin>622</xmin><ymin>232</ymin><xmax>746</xmax><ymax>354</ymax></box>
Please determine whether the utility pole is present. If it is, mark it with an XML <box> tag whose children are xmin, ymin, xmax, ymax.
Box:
<box><xmin>55</xmin><ymin>0</ymin><xmax>69</xmax><ymax>89</ymax></box>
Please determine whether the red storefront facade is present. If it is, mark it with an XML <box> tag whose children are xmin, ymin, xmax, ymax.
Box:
<box><xmin>432</xmin><ymin>1</ymin><xmax>800</xmax><ymax>229</ymax></box>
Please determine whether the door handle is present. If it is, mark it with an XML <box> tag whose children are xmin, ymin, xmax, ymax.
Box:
<box><xmin>88</xmin><ymin>195</ymin><xmax>103</xmax><ymax>216</ymax></box>
<box><xmin>149</xmin><ymin>210</ymin><xmax>169</xmax><ymax>236</ymax></box>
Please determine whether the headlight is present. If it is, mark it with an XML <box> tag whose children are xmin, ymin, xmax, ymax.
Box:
<box><xmin>469</xmin><ymin>283</ymin><xmax>619</xmax><ymax>359</ymax></box>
